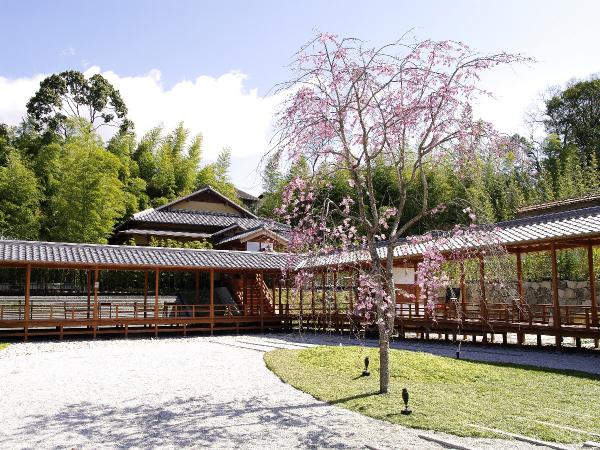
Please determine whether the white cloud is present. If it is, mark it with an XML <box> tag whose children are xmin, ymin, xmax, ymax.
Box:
<box><xmin>0</xmin><ymin>68</ymin><xmax>287</xmax><ymax>194</ymax></box>
<box><xmin>0</xmin><ymin>74</ymin><xmax>46</xmax><ymax>124</ymax></box>
<box><xmin>60</xmin><ymin>47</ymin><xmax>76</xmax><ymax>57</ymax></box>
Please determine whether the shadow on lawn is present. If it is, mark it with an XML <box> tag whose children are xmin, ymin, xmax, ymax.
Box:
<box><xmin>14</xmin><ymin>395</ymin><xmax>360</xmax><ymax>449</ymax></box>
<box><xmin>330</xmin><ymin>392</ymin><xmax>380</xmax><ymax>404</ymax></box>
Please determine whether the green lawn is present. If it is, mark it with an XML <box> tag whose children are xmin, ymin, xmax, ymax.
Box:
<box><xmin>264</xmin><ymin>346</ymin><xmax>600</xmax><ymax>443</ymax></box>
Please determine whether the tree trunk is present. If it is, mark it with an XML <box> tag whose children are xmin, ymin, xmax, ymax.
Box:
<box><xmin>379</xmin><ymin>322</ymin><xmax>390</xmax><ymax>393</ymax></box>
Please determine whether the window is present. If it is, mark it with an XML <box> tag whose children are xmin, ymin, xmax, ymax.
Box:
<box><xmin>246</xmin><ymin>242</ymin><xmax>261</xmax><ymax>252</ymax></box>
<box><xmin>246</xmin><ymin>241</ymin><xmax>274</xmax><ymax>252</ymax></box>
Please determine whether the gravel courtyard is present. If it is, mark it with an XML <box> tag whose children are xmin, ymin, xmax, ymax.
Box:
<box><xmin>1</xmin><ymin>333</ymin><xmax>597</xmax><ymax>449</ymax></box>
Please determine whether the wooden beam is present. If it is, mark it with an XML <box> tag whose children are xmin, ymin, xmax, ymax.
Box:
<box><xmin>349</xmin><ymin>272</ymin><xmax>355</xmax><ymax>313</ymax></box>
<box><xmin>550</xmin><ymin>243</ymin><xmax>561</xmax><ymax>346</ymax></box>
<box><xmin>271</xmin><ymin>275</ymin><xmax>276</xmax><ymax>313</ymax></box>
<box><xmin>86</xmin><ymin>270</ymin><xmax>91</xmax><ymax>321</ymax></box>
<box><xmin>413</xmin><ymin>261</ymin><xmax>420</xmax><ymax>317</ymax></box>
<box><xmin>243</xmin><ymin>273</ymin><xmax>247</xmax><ymax>315</ymax></box>
<box><xmin>154</xmin><ymin>269</ymin><xmax>159</xmax><ymax>318</ymax></box>
<box><xmin>195</xmin><ymin>271</ymin><xmax>200</xmax><ymax>304</ymax></box>
<box><xmin>322</xmin><ymin>272</ymin><xmax>326</xmax><ymax>315</ymax></box>
<box><xmin>278</xmin><ymin>278</ymin><xmax>282</xmax><ymax>315</ymax></box>
<box><xmin>24</xmin><ymin>264</ymin><xmax>31</xmax><ymax>341</ymax></box>
<box><xmin>209</xmin><ymin>269</ymin><xmax>215</xmax><ymax>320</ymax></box>
<box><xmin>260</xmin><ymin>272</ymin><xmax>264</xmax><ymax>333</ymax></box>
<box><xmin>588</xmin><ymin>241</ymin><xmax>598</xmax><ymax>327</ymax></box>
<box><xmin>143</xmin><ymin>271</ymin><xmax>148</xmax><ymax>320</ymax></box>
<box><xmin>311</xmin><ymin>277</ymin><xmax>316</xmax><ymax>316</ymax></box>
<box><xmin>516</xmin><ymin>252</ymin><xmax>524</xmax><ymax>321</ymax></box>
<box><xmin>478</xmin><ymin>257</ymin><xmax>488</xmax><ymax>323</ymax></box>
<box><xmin>93</xmin><ymin>268</ymin><xmax>99</xmax><ymax>339</ymax></box>
<box><xmin>459</xmin><ymin>260</ymin><xmax>467</xmax><ymax>320</ymax></box>
<box><xmin>333</xmin><ymin>271</ymin><xmax>338</xmax><ymax>313</ymax></box>
<box><xmin>154</xmin><ymin>268</ymin><xmax>159</xmax><ymax>337</ymax></box>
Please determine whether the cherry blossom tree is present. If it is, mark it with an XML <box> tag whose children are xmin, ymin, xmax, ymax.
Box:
<box><xmin>273</xmin><ymin>33</ymin><xmax>529</xmax><ymax>393</ymax></box>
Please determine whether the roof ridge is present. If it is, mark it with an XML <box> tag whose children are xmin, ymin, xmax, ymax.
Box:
<box><xmin>154</xmin><ymin>185</ymin><xmax>258</xmax><ymax>218</ymax></box>
<box><xmin>496</xmin><ymin>205</ymin><xmax>600</xmax><ymax>229</ymax></box>
<box><xmin>518</xmin><ymin>189</ymin><xmax>600</xmax><ymax>213</ymax></box>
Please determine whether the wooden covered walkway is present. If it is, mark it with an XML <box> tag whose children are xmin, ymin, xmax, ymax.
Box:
<box><xmin>0</xmin><ymin>205</ymin><xmax>599</xmax><ymax>347</ymax></box>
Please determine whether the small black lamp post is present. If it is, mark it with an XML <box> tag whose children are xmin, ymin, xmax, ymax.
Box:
<box><xmin>401</xmin><ymin>388</ymin><xmax>412</xmax><ymax>415</ymax></box>
<box><xmin>362</xmin><ymin>356</ymin><xmax>370</xmax><ymax>376</ymax></box>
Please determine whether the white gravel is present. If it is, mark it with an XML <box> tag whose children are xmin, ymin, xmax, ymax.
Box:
<box><xmin>0</xmin><ymin>333</ymin><xmax>594</xmax><ymax>449</ymax></box>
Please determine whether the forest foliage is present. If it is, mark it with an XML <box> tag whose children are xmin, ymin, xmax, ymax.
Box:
<box><xmin>0</xmin><ymin>70</ymin><xmax>599</xmax><ymax>255</ymax></box>
<box><xmin>0</xmin><ymin>71</ymin><xmax>240</xmax><ymax>244</ymax></box>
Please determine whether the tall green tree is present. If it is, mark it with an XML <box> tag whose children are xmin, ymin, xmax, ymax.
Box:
<box><xmin>45</xmin><ymin>122</ymin><xmax>125</xmax><ymax>243</ymax></box>
<box><xmin>195</xmin><ymin>147</ymin><xmax>240</xmax><ymax>203</ymax></box>
<box><xmin>133</xmin><ymin>123</ymin><xmax>201</xmax><ymax>206</ymax></box>
<box><xmin>0</xmin><ymin>150</ymin><xmax>41</xmax><ymax>239</ymax></box>
<box><xmin>26</xmin><ymin>70</ymin><xmax>131</xmax><ymax>137</ymax></box>
<box><xmin>544</xmin><ymin>78</ymin><xmax>600</xmax><ymax>164</ymax></box>
<box><xmin>107</xmin><ymin>131</ymin><xmax>148</xmax><ymax>217</ymax></box>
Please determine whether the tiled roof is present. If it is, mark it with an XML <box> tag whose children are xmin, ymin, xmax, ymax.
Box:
<box><xmin>155</xmin><ymin>185</ymin><xmax>258</xmax><ymax>218</ymax></box>
<box><xmin>0</xmin><ymin>240</ymin><xmax>293</xmax><ymax>271</ymax></box>
<box><xmin>131</xmin><ymin>208</ymin><xmax>289</xmax><ymax>231</ymax></box>
<box><xmin>298</xmin><ymin>205</ymin><xmax>600</xmax><ymax>268</ymax></box>
<box><xmin>2</xmin><ymin>206</ymin><xmax>599</xmax><ymax>272</ymax></box>
<box><xmin>116</xmin><ymin>229</ymin><xmax>212</xmax><ymax>240</ymax></box>
<box><xmin>236</xmin><ymin>188</ymin><xmax>259</xmax><ymax>202</ymax></box>
<box><xmin>516</xmin><ymin>190</ymin><xmax>600</xmax><ymax>218</ymax></box>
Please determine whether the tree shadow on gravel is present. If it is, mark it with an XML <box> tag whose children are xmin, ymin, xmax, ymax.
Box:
<box><xmin>14</xmin><ymin>395</ymin><xmax>363</xmax><ymax>449</ymax></box>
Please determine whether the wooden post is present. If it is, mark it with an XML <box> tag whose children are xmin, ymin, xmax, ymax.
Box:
<box><xmin>278</xmin><ymin>280</ymin><xmax>282</xmax><ymax>315</ymax></box>
<box><xmin>333</xmin><ymin>271</ymin><xmax>338</xmax><ymax>331</ymax></box>
<box><xmin>209</xmin><ymin>269</ymin><xmax>215</xmax><ymax>335</ymax></box>
<box><xmin>285</xmin><ymin>278</ymin><xmax>290</xmax><ymax>315</ymax></box>
<box><xmin>143</xmin><ymin>271</ymin><xmax>148</xmax><ymax>320</ymax></box>
<box><xmin>515</xmin><ymin>251</ymin><xmax>525</xmax><ymax>344</ymax></box>
<box><xmin>86</xmin><ymin>270</ymin><xmax>91</xmax><ymax>321</ymax></box>
<box><xmin>299</xmin><ymin>286</ymin><xmax>304</xmax><ymax>330</ymax></box>
<box><xmin>414</xmin><ymin>261</ymin><xmax>420</xmax><ymax>316</ymax></box>
<box><xmin>154</xmin><ymin>268</ymin><xmax>159</xmax><ymax>337</ymax></box>
<box><xmin>260</xmin><ymin>272</ymin><xmax>264</xmax><ymax>333</ymax></box>
<box><xmin>550</xmin><ymin>243</ymin><xmax>561</xmax><ymax>347</ymax></box>
<box><xmin>588</xmin><ymin>242</ymin><xmax>598</xmax><ymax>327</ymax></box>
<box><xmin>310</xmin><ymin>278</ymin><xmax>316</xmax><ymax>317</ymax></box>
<box><xmin>322</xmin><ymin>272</ymin><xmax>327</xmax><ymax>331</ymax></box>
<box><xmin>195</xmin><ymin>271</ymin><xmax>200</xmax><ymax>305</ymax></box>
<box><xmin>349</xmin><ymin>273</ymin><xmax>355</xmax><ymax>314</ymax></box>
<box><xmin>478</xmin><ymin>256</ymin><xmax>488</xmax><ymax>344</ymax></box>
<box><xmin>459</xmin><ymin>260</ymin><xmax>467</xmax><ymax>320</ymax></box>
<box><xmin>478</xmin><ymin>257</ymin><xmax>487</xmax><ymax>322</ymax></box>
<box><xmin>93</xmin><ymin>268</ymin><xmax>99</xmax><ymax>339</ymax></box>
<box><xmin>243</xmin><ymin>273</ymin><xmax>248</xmax><ymax>315</ymax></box>
<box><xmin>271</xmin><ymin>275</ymin><xmax>276</xmax><ymax>314</ymax></box>
<box><xmin>516</xmin><ymin>252</ymin><xmax>524</xmax><ymax>317</ymax></box>
<box><xmin>24</xmin><ymin>264</ymin><xmax>31</xmax><ymax>341</ymax></box>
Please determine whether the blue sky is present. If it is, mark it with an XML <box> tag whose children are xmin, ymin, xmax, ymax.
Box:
<box><xmin>1</xmin><ymin>0</ymin><xmax>600</xmax><ymax>193</ymax></box>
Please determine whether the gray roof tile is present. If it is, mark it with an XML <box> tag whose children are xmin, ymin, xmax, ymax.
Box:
<box><xmin>131</xmin><ymin>208</ymin><xmax>289</xmax><ymax>232</ymax></box>
<box><xmin>0</xmin><ymin>240</ymin><xmax>293</xmax><ymax>271</ymax></box>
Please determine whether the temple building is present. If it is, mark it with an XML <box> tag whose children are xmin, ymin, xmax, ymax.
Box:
<box><xmin>111</xmin><ymin>186</ymin><xmax>289</xmax><ymax>251</ymax></box>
